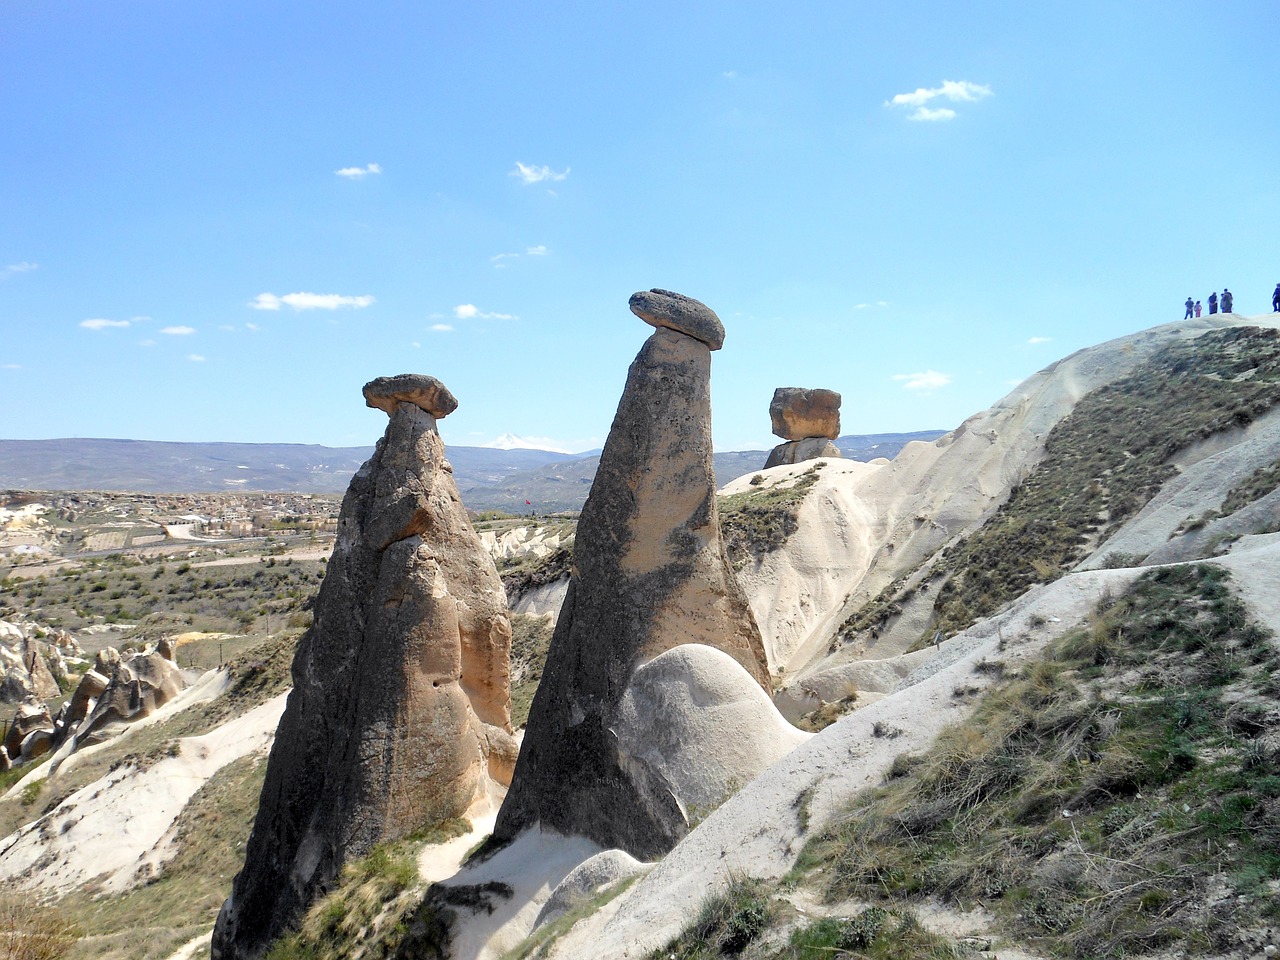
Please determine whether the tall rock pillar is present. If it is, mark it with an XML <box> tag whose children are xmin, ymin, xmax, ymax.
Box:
<box><xmin>212</xmin><ymin>375</ymin><xmax>515</xmax><ymax>960</ymax></box>
<box><xmin>494</xmin><ymin>289</ymin><xmax>769</xmax><ymax>858</ymax></box>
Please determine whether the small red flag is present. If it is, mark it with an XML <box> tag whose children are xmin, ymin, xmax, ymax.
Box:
<box><xmin>524</xmin><ymin>500</ymin><xmax>532</xmax><ymax>505</ymax></box>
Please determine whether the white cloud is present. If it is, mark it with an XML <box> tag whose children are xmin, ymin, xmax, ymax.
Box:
<box><xmin>453</xmin><ymin>303</ymin><xmax>516</xmax><ymax>321</ymax></box>
<box><xmin>139</xmin><ymin>339</ymin><xmax>157</xmax><ymax>347</ymax></box>
<box><xmin>887</xmin><ymin>80</ymin><xmax>992</xmax><ymax>120</ymax></box>
<box><xmin>722</xmin><ymin>70</ymin><xmax>738</xmax><ymax>79</ymax></box>
<box><xmin>525</xmin><ymin>245</ymin><xmax>549</xmax><ymax>256</ymax></box>
<box><xmin>411</xmin><ymin>341</ymin><xmax>421</xmax><ymax>348</ymax></box>
<box><xmin>1</xmin><ymin>363</ymin><xmax>20</xmax><ymax>370</ymax></box>
<box><xmin>909</xmin><ymin>106</ymin><xmax>956</xmax><ymax>122</ymax></box>
<box><xmin>430</xmin><ymin>323</ymin><xmax>454</xmax><ymax>332</ymax></box>
<box><xmin>853</xmin><ymin>301</ymin><xmax>890</xmax><ymax>310</ymax></box>
<box><xmin>335</xmin><ymin>163</ymin><xmax>382</xmax><ymax>179</ymax></box>
<box><xmin>160</xmin><ymin>325</ymin><xmax>196</xmax><ymax>335</ymax></box>
<box><xmin>1</xmin><ymin>262</ymin><xmax>36</xmax><ymax>279</ymax></box>
<box><xmin>1027</xmin><ymin>336</ymin><xmax>1052</xmax><ymax>344</ymax></box>
<box><xmin>893</xmin><ymin>369</ymin><xmax>952</xmax><ymax>392</ymax></box>
<box><xmin>511</xmin><ymin>162</ymin><xmax>570</xmax><ymax>185</ymax></box>
<box><xmin>80</xmin><ymin>318</ymin><xmax>130</xmax><ymax>330</ymax></box>
<box><xmin>245</xmin><ymin>322</ymin><xmax>260</xmax><ymax>331</ymax></box>
<box><xmin>251</xmin><ymin>292</ymin><xmax>375</xmax><ymax>311</ymax></box>
<box><xmin>188</xmin><ymin>354</ymin><xmax>206</xmax><ymax>362</ymax></box>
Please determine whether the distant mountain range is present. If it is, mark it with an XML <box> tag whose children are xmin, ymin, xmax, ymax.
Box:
<box><xmin>0</xmin><ymin>432</ymin><xmax>946</xmax><ymax>512</ymax></box>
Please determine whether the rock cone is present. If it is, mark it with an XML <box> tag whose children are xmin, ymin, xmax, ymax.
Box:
<box><xmin>212</xmin><ymin>374</ymin><xmax>514</xmax><ymax>960</ymax></box>
<box><xmin>493</xmin><ymin>290</ymin><xmax>768</xmax><ymax>859</ymax></box>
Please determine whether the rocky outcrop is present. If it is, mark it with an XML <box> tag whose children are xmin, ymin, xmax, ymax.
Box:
<box><xmin>764</xmin><ymin>387</ymin><xmax>843</xmax><ymax>468</ymax></box>
<box><xmin>213</xmin><ymin>374</ymin><xmax>515</xmax><ymax>960</ymax></box>
<box><xmin>494</xmin><ymin>290</ymin><xmax>769</xmax><ymax>859</ymax></box>
<box><xmin>74</xmin><ymin>650</ymin><xmax>185</xmax><ymax>747</ymax></box>
<box><xmin>3</xmin><ymin>700</ymin><xmax>52</xmax><ymax>760</ymax></box>
<box><xmin>0</xmin><ymin>621</ymin><xmax>62</xmax><ymax>705</ymax></box>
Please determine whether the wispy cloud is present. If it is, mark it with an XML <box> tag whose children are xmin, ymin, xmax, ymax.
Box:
<box><xmin>1</xmin><ymin>262</ymin><xmax>37</xmax><ymax>280</ymax></box>
<box><xmin>510</xmin><ymin>162</ymin><xmax>569</xmax><ymax>185</ymax></box>
<box><xmin>245</xmin><ymin>322</ymin><xmax>260</xmax><ymax>332</ymax></box>
<box><xmin>80</xmin><ymin>318</ymin><xmax>130</xmax><ymax>331</ymax></box>
<box><xmin>1027</xmin><ymin>336</ymin><xmax>1052</xmax><ymax>345</ymax></box>
<box><xmin>251</xmin><ymin>292</ymin><xmax>375</xmax><ymax>311</ymax></box>
<box><xmin>853</xmin><ymin>300</ymin><xmax>890</xmax><ymax>310</ymax></box>
<box><xmin>160</xmin><ymin>325</ymin><xmax>196</xmax><ymax>335</ymax></box>
<box><xmin>430</xmin><ymin>323</ymin><xmax>454</xmax><ymax>332</ymax></box>
<box><xmin>454</xmin><ymin>304</ymin><xmax>516</xmax><ymax>321</ymax></box>
<box><xmin>188</xmin><ymin>354</ymin><xmax>206</xmax><ymax>362</ymax></box>
<box><xmin>893</xmin><ymin>369</ymin><xmax>952</xmax><ymax>392</ymax></box>
<box><xmin>887</xmin><ymin>80</ymin><xmax>992</xmax><ymax>121</ymax></box>
<box><xmin>1</xmin><ymin>363</ymin><xmax>20</xmax><ymax>370</ymax></box>
<box><xmin>335</xmin><ymin>163</ymin><xmax>382</xmax><ymax>179</ymax></box>
<box><xmin>490</xmin><ymin>244</ymin><xmax>551</xmax><ymax>268</ymax></box>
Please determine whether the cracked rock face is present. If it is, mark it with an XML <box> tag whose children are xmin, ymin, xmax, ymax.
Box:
<box><xmin>494</xmin><ymin>291</ymin><xmax>768</xmax><ymax>859</ymax></box>
<box><xmin>213</xmin><ymin>379</ymin><xmax>513</xmax><ymax>960</ymax></box>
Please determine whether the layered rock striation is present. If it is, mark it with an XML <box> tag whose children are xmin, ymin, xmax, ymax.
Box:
<box><xmin>494</xmin><ymin>290</ymin><xmax>769</xmax><ymax>859</ymax></box>
<box><xmin>764</xmin><ymin>387</ymin><xmax>843</xmax><ymax>467</ymax></box>
<box><xmin>213</xmin><ymin>375</ymin><xmax>515</xmax><ymax>960</ymax></box>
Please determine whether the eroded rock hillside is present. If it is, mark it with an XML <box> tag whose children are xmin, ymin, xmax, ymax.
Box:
<box><xmin>1</xmin><ymin>309</ymin><xmax>1278</xmax><ymax>960</ymax></box>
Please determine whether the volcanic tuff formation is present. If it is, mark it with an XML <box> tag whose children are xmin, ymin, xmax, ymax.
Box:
<box><xmin>764</xmin><ymin>387</ymin><xmax>844</xmax><ymax>468</ymax></box>
<box><xmin>212</xmin><ymin>374</ymin><xmax>515</xmax><ymax>960</ymax></box>
<box><xmin>494</xmin><ymin>289</ymin><xmax>769</xmax><ymax>859</ymax></box>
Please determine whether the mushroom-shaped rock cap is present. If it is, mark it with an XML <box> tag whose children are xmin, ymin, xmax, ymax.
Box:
<box><xmin>363</xmin><ymin>374</ymin><xmax>459</xmax><ymax>418</ymax></box>
<box><xmin>628</xmin><ymin>288</ymin><xmax>725</xmax><ymax>351</ymax></box>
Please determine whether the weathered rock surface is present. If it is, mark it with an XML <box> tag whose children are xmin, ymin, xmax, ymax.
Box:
<box><xmin>213</xmin><ymin>377</ymin><xmax>514</xmax><ymax>960</ymax></box>
<box><xmin>769</xmin><ymin>387</ymin><xmax>841</xmax><ymax>441</ymax></box>
<box><xmin>3</xmin><ymin>701</ymin><xmax>52</xmax><ymax>759</ymax></box>
<box><xmin>494</xmin><ymin>291</ymin><xmax>768</xmax><ymax>859</ymax></box>
<box><xmin>763</xmin><ymin>436</ymin><xmax>843</xmax><ymax>468</ymax></box>
<box><xmin>628</xmin><ymin>288</ymin><xmax>726</xmax><ymax>350</ymax></box>
<box><xmin>533</xmin><ymin>849</ymin><xmax>648</xmax><ymax>930</ymax></box>
<box><xmin>0</xmin><ymin>623</ymin><xmax>61</xmax><ymax>705</ymax></box>
<box><xmin>362</xmin><ymin>373</ymin><xmax>459</xmax><ymax>418</ymax></box>
<box><xmin>75</xmin><ymin>651</ymin><xmax>184</xmax><ymax>746</ymax></box>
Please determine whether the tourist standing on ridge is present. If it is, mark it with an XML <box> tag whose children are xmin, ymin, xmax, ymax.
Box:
<box><xmin>1195</xmin><ymin>300</ymin><xmax>1202</xmax><ymax>317</ymax></box>
<box><xmin>1209</xmin><ymin>291</ymin><xmax>1219</xmax><ymax>315</ymax></box>
<box><xmin>1184</xmin><ymin>296</ymin><xmax>1195</xmax><ymax>319</ymax></box>
<box><xmin>1272</xmin><ymin>284</ymin><xmax>1280</xmax><ymax>313</ymax></box>
<box><xmin>1222</xmin><ymin>289</ymin><xmax>1233</xmax><ymax>313</ymax></box>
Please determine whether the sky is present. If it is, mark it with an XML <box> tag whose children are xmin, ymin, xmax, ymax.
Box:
<box><xmin>3</xmin><ymin>2</ymin><xmax>1278</xmax><ymax>454</ymax></box>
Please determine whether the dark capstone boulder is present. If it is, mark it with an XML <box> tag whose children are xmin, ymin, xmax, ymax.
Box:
<box><xmin>628</xmin><ymin>288</ymin><xmax>726</xmax><ymax>350</ymax></box>
<box><xmin>494</xmin><ymin>291</ymin><xmax>768</xmax><ymax>859</ymax></box>
<box><xmin>212</xmin><ymin>378</ymin><xmax>514</xmax><ymax>960</ymax></box>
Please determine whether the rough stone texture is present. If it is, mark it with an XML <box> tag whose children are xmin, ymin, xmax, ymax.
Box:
<box><xmin>0</xmin><ymin>628</ymin><xmax>61</xmax><ymax>705</ymax></box>
<box><xmin>75</xmin><ymin>652</ymin><xmax>185</xmax><ymax>746</ymax></box>
<box><xmin>494</xmin><ymin>295</ymin><xmax>768</xmax><ymax>859</ymax></box>
<box><xmin>20</xmin><ymin>727</ymin><xmax>54</xmax><ymax>762</ymax></box>
<box><xmin>628</xmin><ymin>289</ymin><xmax>726</xmax><ymax>350</ymax></box>
<box><xmin>0</xmin><ymin>746</ymin><xmax>9</xmax><ymax>773</ymax></box>
<box><xmin>157</xmin><ymin>637</ymin><xmax>177</xmax><ymax>662</ymax></box>
<box><xmin>62</xmin><ymin>669</ymin><xmax>111</xmax><ymax>734</ymax></box>
<box><xmin>763</xmin><ymin>437</ymin><xmax>843</xmax><ymax>469</ymax></box>
<box><xmin>769</xmin><ymin>387</ymin><xmax>841</xmax><ymax>441</ymax></box>
<box><xmin>3</xmin><ymin>701</ymin><xmax>52</xmax><ymax>759</ymax></box>
<box><xmin>362</xmin><ymin>374</ymin><xmax>459</xmax><ymax>418</ymax></box>
<box><xmin>213</xmin><ymin>384</ymin><xmax>514</xmax><ymax>960</ymax></box>
<box><xmin>533</xmin><ymin>849</ymin><xmax>648</xmax><ymax>930</ymax></box>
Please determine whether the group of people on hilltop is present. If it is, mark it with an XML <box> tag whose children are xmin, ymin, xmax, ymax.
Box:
<box><xmin>1183</xmin><ymin>288</ymin><xmax>1237</xmax><ymax>318</ymax></box>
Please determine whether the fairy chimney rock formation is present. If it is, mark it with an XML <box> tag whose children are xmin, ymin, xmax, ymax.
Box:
<box><xmin>764</xmin><ymin>387</ymin><xmax>843</xmax><ymax>467</ymax></box>
<box><xmin>494</xmin><ymin>289</ymin><xmax>768</xmax><ymax>859</ymax></box>
<box><xmin>213</xmin><ymin>375</ymin><xmax>514</xmax><ymax>960</ymax></box>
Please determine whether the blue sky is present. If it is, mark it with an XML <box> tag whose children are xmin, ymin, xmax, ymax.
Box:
<box><xmin>3</xmin><ymin>2</ymin><xmax>1278</xmax><ymax>453</ymax></box>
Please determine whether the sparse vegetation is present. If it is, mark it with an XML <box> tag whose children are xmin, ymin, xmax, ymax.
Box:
<box><xmin>0</xmin><ymin>895</ymin><xmax>77</xmax><ymax>960</ymax></box>
<box><xmin>509</xmin><ymin>613</ymin><xmax>554</xmax><ymax>728</ymax></box>
<box><xmin>1220</xmin><ymin>456</ymin><xmax>1280</xmax><ymax>516</ymax></box>
<box><xmin>719</xmin><ymin>463</ymin><xmax>825</xmax><ymax>568</ymax></box>
<box><xmin>800</xmin><ymin>564</ymin><xmax>1280</xmax><ymax>959</ymax></box>
<box><xmin>838</xmin><ymin>327</ymin><xmax>1280</xmax><ymax>647</ymax></box>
